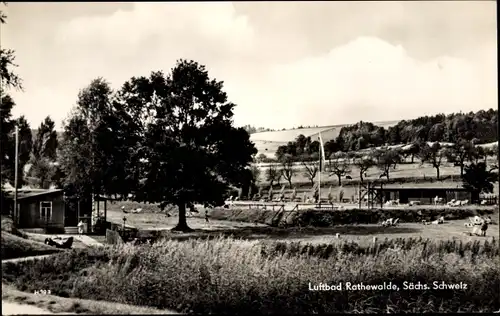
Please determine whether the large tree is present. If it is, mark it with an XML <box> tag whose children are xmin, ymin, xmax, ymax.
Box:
<box><xmin>328</xmin><ymin>153</ymin><xmax>351</xmax><ymax>186</ymax></box>
<box><xmin>0</xmin><ymin>3</ymin><xmax>22</xmax><ymax>213</ymax></box>
<box><xmin>419</xmin><ymin>143</ymin><xmax>444</xmax><ymax>180</ymax></box>
<box><xmin>353</xmin><ymin>156</ymin><xmax>375</xmax><ymax>183</ymax></box>
<box><xmin>13</xmin><ymin>116</ymin><xmax>33</xmax><ymax>188</ymax></box>
<box><xmin>302</xmin><ymin>155</ymin><xmax>319</xmax><ymax>186</ymax></box>
<box><xmin>266</xmin><ymin>164</ymin><xmax>281</xmax><ymax>187</ymax></box>
<box><xmin>444</xmin><ymin>140</ymin><xmax>476</xmax><ymax>176</ymax></box>
<box><xmin>375</xmin><ymin>149</ymin><xmax>402</xmax><ymax>180</ymax></box>
<box><xmin>280</xmin><ymin>154</ymin><xmax>295</xmax><ymax>187</ymax></box>
<box><xmin>32</xmin><ymin>116</ymin><xmax>58</xmax><ymax>161</ymax></box>
<box><xmin>0</xmin><ymin>3</ymin><xmax>23</xmax><ymax>91</ymax></box>
<box><xmin>462</xmin><ymin>162</ymin><xmax>498</xmax><ymax>194</ymax></box>
<box><xmin>135</xmin><ymin>60</ymin><xmax>257</xmax><ymax>231</ymax></box>
<box><xmin>1</xmin><ymin>94</ymin><xmax>15</xmax><ymax>184</ymax></box>
<box><xmin>60</xmin><ymin>78</ymin><xmax>135</xmax><ymax>202</ymax></box>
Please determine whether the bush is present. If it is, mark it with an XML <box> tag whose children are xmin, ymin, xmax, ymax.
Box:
<box><xmin>1</xmin><ymin>216</ymin><xmax>28</xmax><ymax>239</ymax></box>
<box><xmin>3</xmin><ymin>237</ymin><xmax>499</xmax><ymax>313</ymax></box>
<box><xmin>208</xmin><ymin>205</ymin><xmax>497</xmax><ymax>227</ymax></box>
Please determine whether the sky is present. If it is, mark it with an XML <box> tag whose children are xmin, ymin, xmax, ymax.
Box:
<box><xmin>2</xmin><ymin>1</ymin><xmax>497</xmax><ymax>131</ymax></box>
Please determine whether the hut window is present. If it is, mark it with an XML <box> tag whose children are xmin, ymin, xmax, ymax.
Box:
<box><xmin>40</xmin><ymin>201</ymin><xmax>52</xmax><ymax>221</ymax></box>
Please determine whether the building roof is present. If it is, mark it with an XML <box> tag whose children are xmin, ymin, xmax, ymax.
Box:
<box><xmin>4</xmin><ymin>189</ymin><xmax>63</xmax><ymax>200</ymax></box>
<box><xmin>377</xmin><ymin>183</ymin><xmax>469</xmax><ymax>190</ymax></box>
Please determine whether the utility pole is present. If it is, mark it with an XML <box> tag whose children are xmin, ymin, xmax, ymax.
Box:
<box><xmin>13</xmin><ymin>126</ymin><xmax>19</xmax><ymax>224</ymax></box>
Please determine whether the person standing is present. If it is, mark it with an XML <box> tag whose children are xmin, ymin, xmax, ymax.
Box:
<box><xmin>480</xmin><ymin>220</ymin><xmax>489</xmax><ymax>237</ymax></box>
<box><xmin>77</xmin><ymin>220</ymin><xmax>85</xmax><ymax>235</ymax></box>
<box><xmin>205</xmin><ymin>208</ymin><xmax>210</xmax><ymax>223</ymax></box>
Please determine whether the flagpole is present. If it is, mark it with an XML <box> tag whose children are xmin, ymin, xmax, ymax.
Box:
<box><xmin>318</xmin><ymin>141</ymin><xmax>323</xmax><ymax>207</ymax></box>
<box><xmin>14</xmin><ymin>126</ymin><xmax>19</xmax><ymax>224</ymax></box>
<box><xmin>318</xmin><ymin>133</ymin><xmax>321</xmax><ymax>205</ymax></box>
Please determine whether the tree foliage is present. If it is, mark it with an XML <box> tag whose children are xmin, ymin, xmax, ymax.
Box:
<box><xmin>374</xmin><ymin>149</ymin><xmax>402</xmax><ymax>180</ymax></box>
<box><xmin>32</xmin><ymin>116</ymin><xmax>58</xmax><ymax>161</ymax></box>
<box><xmin>266</xmin><ymin>164</ymin><xmax>281</xmax><ymax>187</ymax></box>
<box><xmin>418</xmin><ymin>143</ymin><xmax>444</xmax><ymax>180</ymax></box>
<box><xmin>353</xmin><ymin>157</ymin><xmax>375</xmax><ymax>183</ymax></box>
<box><xmin>462</xmin><ymin>162</ymin><xmax>498</xmax><ymax>194</ymax></box>
<box><xmin>11</xmin><ymin>116</ymin><xmax>33</xmax><ymax>188</ymax></box>
<box><xmin>279</xmin><ymin>154</ymin><xmax>295</xmax><ymax>188</ymax></box>
<box><xmin>0</xmin><ymin>3</ymin><xmax>22</xmax><ymax>91</ymax></box>
<box><xmin>130</xmin><ymin>60</ymin><xmax>256</xmax><ymax>231</ymax></box>
<box><xmin>1</xmin><ymin>94</ymin><xmax>15</xmax><ymax>185</ymax></box>
<box><xmin>327</xmin><ymin>153</ymin><xmax>351</xmax><ymax>186</ymax></box>
<box><xmin>302</xmin><ymin>157</ymin><xmax>319</xmax><ymax>186</ymax></box>
<box><xmin>272</xmin><ymin>109</ymin><xmax>497</xmax><ymax>162</ymax></box>
<box><xmin>444</xmin><ymin>140</ymin><xmax>477</xmax><ymax>176</ymax></box>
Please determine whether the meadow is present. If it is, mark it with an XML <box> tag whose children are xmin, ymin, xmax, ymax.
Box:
<box><xmin>2</xmin><ymin>237</ymin><xmax>499</xmax><ymax>313</ymax></box>
<box><xmin>1</xmin><ymin>232</ymin><xmax>62</xmax><ymax>260</ymax></box>
<box><xmin>255</xmin><ymin>159</ymin><xmax>499</xmax><ymax>189</ymax></box>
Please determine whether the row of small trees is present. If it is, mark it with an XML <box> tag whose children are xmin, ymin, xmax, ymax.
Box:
<box><xmin>262</xmin><ymin>141</ymin><xmax>498</xmax><ymax>188</ymax></box>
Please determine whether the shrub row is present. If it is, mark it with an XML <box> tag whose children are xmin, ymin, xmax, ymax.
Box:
<box><xmin>209</xmin><ymin>206</ymin><xmax>497</xmax><ymax>227</ymax></box>
<box><xmin>266</xmin><ymin>174</ymin><xmax>465</xmax><ymax>190</ymax></box>
<box><xmin>2</xmin><ymin>237</ymin><xmax>499</xmax><ymax>313</ymax></box>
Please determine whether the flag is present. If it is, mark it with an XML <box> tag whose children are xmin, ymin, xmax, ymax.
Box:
<box><xmin>318</xmin><ymin>132</ymin><xmax>326</xmax><ymax>172</ymax></box>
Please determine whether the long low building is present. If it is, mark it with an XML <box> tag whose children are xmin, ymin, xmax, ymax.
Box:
<box><xmin>373</xmin><ymin>184</ymin><xmax>480</xmax><ymax>205</ymax></box>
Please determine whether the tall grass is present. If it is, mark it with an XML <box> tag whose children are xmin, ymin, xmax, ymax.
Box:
<box><xmin>3</xmin><ymin>237</ymin><xmax>499</xmax><ymax>313</ymax></box>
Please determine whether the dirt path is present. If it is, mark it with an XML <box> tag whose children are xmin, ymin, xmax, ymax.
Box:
<box><xmin>2</xmin><ymin>301</ymin><xmax>67</xmax><ymax>315</ymax></box>
<box><xmin>1</xmin><ymin>254</ymin><xmax>56</xmax><ymax>265</ymax></box>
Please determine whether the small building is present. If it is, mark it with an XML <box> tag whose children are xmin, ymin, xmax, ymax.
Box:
<box><xmin>4</xmin><ymin>189</ymin><xmax>111</xmax><ymax>234</ymax></box>
<box><xmin>5</xmin><ymin>189</ymin><xmax>65</xmax><ymax>231</ymax></box>
<box><xmin>374</xmin><ymin>184</ymin><xmax>480</xmax><ymax>205</ymax></box>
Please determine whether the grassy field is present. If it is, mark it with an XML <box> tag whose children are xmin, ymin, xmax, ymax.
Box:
<box><xmin>2</xmin><ymin>237</ymin><xmax>498</xmax><ymax>313</ymax></box>
<box><xmin>104</xmin><ymin>203</ymin><xmax>499</xmax><ymax>245</ymax></box>
<box><xmin>1</xmin><ymin>232</ymin><xmax>62</xmax><ymax>260</ymax></box>
<box><xmin>255</xmin><ymin>159</ymin><xmax>499</xmax><ymax>188</ymax></box>
<box><xmin>250</xmin><ymin>120</ymin><xmax>399</xmax><ymax>158</ymax></box>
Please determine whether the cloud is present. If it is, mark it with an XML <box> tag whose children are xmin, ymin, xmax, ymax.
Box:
<box><xmin>231</xmin><ymin>36</ymin><xmax>497</xmax><ymax>129</ymax></box>
<box><xmin>5</xmin><ymin>2</ymin><xmax>497</xmax><ymax>131</ymax></box>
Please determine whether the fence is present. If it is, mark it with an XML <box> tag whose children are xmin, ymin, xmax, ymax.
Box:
<box><xmin>230</xmin><ymin>202</ymin><xmax>343</xmax><ymax>227</ymax></box>
<box><xmin>480</xmin><ymin>194</ymin><xmax>499</xmax><ymax>205</ymax></box>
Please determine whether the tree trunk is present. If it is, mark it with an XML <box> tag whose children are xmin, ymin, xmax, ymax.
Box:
<box><xmin>385</xmin><ymin>170</ymin><xmax>390</xmax><ymax>180</ymax></box>
<box><xmin>460</xmin><ymin>164</ymin><xmax>464</xmax><ymax>177</ymax></box>
<box><xmin>359</xmin><ymin>171</ymin><xmax>364</xmax><ymax>183</ymax></box>
<box><xmin>288</xmin><ymin>179</ymin><xmax>292</xmax><ymax>188</ymax></box>
<box><xmin>337</xmin><ymin>174</ymin><xmax>342</xmax><ymax>186</ymax></box>
<box><xmin>436</xmin><ymin>167</ymin><xmax>440</xmax><ymax>180</ymax></box>
<box><xmin>411</xmin><ymin>154</ymin><xmax>415</xmax><ymax>163</ymax></box>
<box><xmin>172</xmin><ymin>202</ymin><xmax>193</xmax><ymax>232</ymax></box>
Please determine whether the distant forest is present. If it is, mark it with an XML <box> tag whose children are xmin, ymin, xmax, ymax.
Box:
<box><xmin>242</xmin><ymin>124</ymin><xmax>322</xmax><ymax>134</ymax></box>
<box><xmin>334</xmin><ymin>109</ymin><xmax>498</xmax><ymax>152</ymax></box>
<box><xmin>244</xmin><ymin>109</ymin><xmax>498</xmax><ymax>152</ymax></box>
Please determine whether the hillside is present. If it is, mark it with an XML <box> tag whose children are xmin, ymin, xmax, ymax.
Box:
<box><xmin>250</xmin><ymin>120</ymin><xmax>399</xmax><ymax>158</ymax></box>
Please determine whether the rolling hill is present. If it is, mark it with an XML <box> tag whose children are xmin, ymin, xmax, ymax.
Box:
<box><xmin>250</xmin><ymin>120</ymin><xmax>399</xmax><ymax>158</ymax></box>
